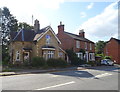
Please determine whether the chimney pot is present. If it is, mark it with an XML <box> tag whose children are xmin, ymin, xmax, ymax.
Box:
<box><xmin>58</xmin><ymin>21</ymin><xmax>64</xmax><ymax>34</ymax></box>
<box><xmin>79</xmin><ymin>29</ymin><xmax>85</xmax><ymax>38</ymax></box>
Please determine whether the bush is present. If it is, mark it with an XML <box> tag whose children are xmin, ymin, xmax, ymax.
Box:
<box><xmin>31</xmin><ymin>57</ymin><xmax>46</xmax><ymax>67</ymax></box>
<box><xmin>87</xmin><ymin>61</ymin><xmax>96</xmax><ymax>66</ymax></box>
<box><xmin>2</xmin><ymin>56</ymin><xmax>10</xmax><ymax>66</ymax></box>
<box><xmin>66</xmin><ymin>49</ymin><xmax>86</xmax><ymax>65</ymax></box>
<box><xmin>66</xmin><ymin>49</ymin><xmax>79</xmax><ymax>65</ymax></box>
<box><xmin>104</xmin><ymin>56</ymin><xmax>112</xmax><ymax>59</ymax></box>
<box><xmin>22</xmin><ymin>60</ymin><xmax>30</xmax><ymax>67</ymax></box>
<box><xmin>46</xmin><ymin>58</ymin><xmax>67</xmax><ymax>67</ymax></box>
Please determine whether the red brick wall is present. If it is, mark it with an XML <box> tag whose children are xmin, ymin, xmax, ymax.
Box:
<box><xmin>58</xmin><ymin>32</ymin><xmax>75</xmax><ymax>50</ymax></box>
<box><xmin>73</xmin><ymin>41</ymin><xmax>95</xmax><ymax>53</ymax></box>
<box><xmin>57</xmin><ymin>23</ymin><xmax>95</xmax><ymax>53</ymax></box>
<box><xmin>58</xmin><ymin>32</ymin><xmax>95</xmax><ymax>53</ymax></box>
<box><xmin>104</xmin><ymin>39</ymin><xmax>120</xmax><ymax>64</ymax></box>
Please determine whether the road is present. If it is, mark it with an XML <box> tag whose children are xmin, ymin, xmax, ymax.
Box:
<box><xmin>2</xmin><ymin>65</ymin><xmax>119</xmax><ymax>91</ymax></box>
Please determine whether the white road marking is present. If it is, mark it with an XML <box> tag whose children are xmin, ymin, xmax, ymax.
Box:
<box><xmin>75</xmin><ymin>72</ymin><xmax>83</xmax><ymax>75</ymax></box>
<box><xmin>92</xmin><ymin>73</ymin><xmax>112</xmax><ymax>79</ymax></box>
<box><xmin>36</xmin><ymin>81</ymin><xmax>75</xmax><ymax>90</ymax></box>
<box><xmin>51</xmin><ymin>75</ymin><xmax>60</xmax><ymax>77</ymax></box>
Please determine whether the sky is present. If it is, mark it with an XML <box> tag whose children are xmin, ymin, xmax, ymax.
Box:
<box><xmin>0</xmin><ymin>0</ymin><xmax>119</xmax><ymax>42</ymax></box>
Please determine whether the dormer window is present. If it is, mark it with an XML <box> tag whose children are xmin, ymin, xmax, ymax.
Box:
<box><xmin>46</xmin><ymin>35</ymin><xmax>51</xmax><ymax>44</ymax></box>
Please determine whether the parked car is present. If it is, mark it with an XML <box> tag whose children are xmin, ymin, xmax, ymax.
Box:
<box><xmin>101</xmin><ymin>59</ymin><xmax>114</xmax><ymax>66</ymax></box>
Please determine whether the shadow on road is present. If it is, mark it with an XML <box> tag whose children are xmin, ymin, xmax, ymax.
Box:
<box><xmin>86</xmin><ymin>65</ymin><xmax>120</xmax><ymax>73</ymax></box>
<box><xmin>50</xmin><ymin>70</ymin><xmax>95</xmax><ymax>78</ymax></box>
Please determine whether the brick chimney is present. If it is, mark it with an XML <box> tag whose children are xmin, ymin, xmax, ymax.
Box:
<box><xmin>79</xmin><ymin>29</ymin><xmax>85</xmax><ymax>38</ymax></box>
<box><xmin>34</xmin><ymin>19</ymin><xmax>40</xmax><ymax>33</ymax></box>
<box><xmin>58</xmin><ymin>21</ymin><xmax>64</xmax><ymax>34</ymax></box>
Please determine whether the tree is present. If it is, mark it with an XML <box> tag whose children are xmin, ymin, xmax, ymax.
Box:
<box><xmin>95</xmin><ymin>41</ymin><xmax>106</xmax><ymax>54</ymax></box>
<box><xmin>0</xmin><ymin>7</ymin><xmax>18</xmax><ymax>65</ymax></box>
<box><xmin>1</xmin><ymin>7</ymin><xmax>18</xmax><ymax>45</ymax></box>
<box><xmin>18</xmin><ymin>22</ymin><xmax>33</xmax><ymax>30</ymax></box>
<box><xmin>66</xmin><ymin>49</ymin><xmax>85</xmax><ymax>65</ymax></box>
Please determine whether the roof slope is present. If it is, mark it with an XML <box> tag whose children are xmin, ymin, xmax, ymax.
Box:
<box><xmin>10</xmin><ymin>26</ymin><xmax>61</xmax><ymax>43</ymax></box>
<box><xmin>12</xmin><ymin>29</ymin><xmax>36</xmax><ymax>42</ymax></box>
<box><xmin>10</xmin><ymin>31</ymin><xmax>18</xmax><ymax>40</ymax></box>
<box><xmin>10</xmin><ymin>26</ymin><xmax>50</xmax><ymax>42</ymax></box>
<box><xmin>33</xmin><ymin>26</ymin><xmax>50</xmax><ymax>41</ymax></box>
<box><xmin>112</xmin><ymin>38</ymin><xmax>120</xmax><ymax>44</ymax></box>
<box><xmin>65</xmin><ymin>32</ymin><xmax>94</xmax><ymax>43</ymax></box>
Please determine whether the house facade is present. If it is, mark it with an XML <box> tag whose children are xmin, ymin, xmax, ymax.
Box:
<box><xmin>104</xmin><ymin>38</ymin><xmax>120</xmax><ymax>64</ymax></box>
<box><xmin>9</xmin><ymin>20</ymin><xmax>66</xmax><ymax>64</ymax></box>
<box><xmin>57</xmin><ymin>22</ymin><xmax>95</xmax><ymax>62</ymax></box>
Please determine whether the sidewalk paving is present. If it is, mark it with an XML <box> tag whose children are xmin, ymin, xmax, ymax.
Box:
<box><xmin>0</xmin><ymin>67</ymin><xmax>86</xmax><ymax>76</ymax></box>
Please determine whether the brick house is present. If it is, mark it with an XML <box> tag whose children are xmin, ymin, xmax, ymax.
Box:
<box><xmin>9</xmin><ymin>20</ymin><xmax>66</xmax><ymax>64</ymax></box>
<box><xmin>57</xmin><ymin>22</ymin><xmax>95</xmax><ymax>62</ymax></box>
<box><xmin>104</xmin><ymin>37</ymin><xmax>120</xmax><ymax>64</ymax></box>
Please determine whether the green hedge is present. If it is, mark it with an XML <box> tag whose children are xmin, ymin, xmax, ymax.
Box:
<box><xmin>46</xmin><ymin>58</ymin><xmax>67</xmax><ymax>67</ymax></box>
<box><xmin>87</xmin><ymin>61</ymin><xmax>96</xmax><ymax>66</ymax></box>
<box><xmin>31</xmin><ymin>57</ymin><xmax>46</xmax><ymax>67</ymax></box>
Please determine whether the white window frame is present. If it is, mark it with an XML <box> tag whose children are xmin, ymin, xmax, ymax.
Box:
<box><xmin>43</xmin><ymin>51</ymin><xmax>47</xmax><ymax>59</ymax></box>
<box><xmin>90</xmin><ymin>43</ymin><xmax>92</xmax><ymax>50</ymax></box>
<box><xmin>85</xmin><ymin>42</ymin><xmax>87</xmax><ymax>50</ymax></box>
<box><xmin>48</xmin><ymin>51</ymin><xmax>54</xmax><ymax>59</ymax></box>
<box><xmin>76</xmin><ymin>40</ymin><xmax>80</xmax><ymax>48</ymax></box>
<box><xmin>76</xmin><ymin>53</ymin><xmax>83</xmax><ymax>60</ymax></box>
<box><xmin>16</xmin><ymin>51</ymin><xmax>20</xmax><ymax>61</ymax></box>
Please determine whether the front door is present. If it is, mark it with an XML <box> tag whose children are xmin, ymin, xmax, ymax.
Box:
<box><xmin>24</xmin><ymin>52</ymin><xmax>30</xmax><ymax>61</ymax></box>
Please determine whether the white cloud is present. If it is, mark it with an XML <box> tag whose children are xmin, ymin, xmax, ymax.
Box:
<box><xmin>87</xmin><ymin>2</ymin><xmax>94</xmax><ymax>9</ymax></box>
<box><xmin>0</xmin><ymin>0</ymin><xmax>64</xmax><ymax>26</ymax></box>
<box><xmin>77</xmin><ymin>2</ymin><xmax>118</xmax><ymax>42</ymax></box>
<box><xmin>80</xmin><ymin>12</ymin><xmax>87</xmax><ymax>18</ymax></box>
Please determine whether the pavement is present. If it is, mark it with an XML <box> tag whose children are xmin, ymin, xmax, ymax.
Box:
<box><xmin>1</xmin><ymin>64</ymin><xmax>119</xmax><ymax>76</ymax></box>
<box><xmin>0</xmin><ymin>66</ymin><xmax>86</xmax><ymax>76</ymax></box>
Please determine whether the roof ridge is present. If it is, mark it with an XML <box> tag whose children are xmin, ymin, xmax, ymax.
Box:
<box><xmin>64</xmin><ymin>31</ymin><xmax>94</xmax><ymax>43</ymax></box>
<box><xmin>13</xmin><ymin>29</ymin><xmax>22</xmax><ymax>41</ymax></box>
<box><xmin>40</xmin><ymin>25</ymin><xmax>50</xmax><ymax>30</ymax></box>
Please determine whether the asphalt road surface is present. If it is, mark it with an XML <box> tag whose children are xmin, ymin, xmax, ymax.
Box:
<box><xmin>2</xmin><ymin>65</ymin><xmax>119</xmax><ymax>90</ymax></box>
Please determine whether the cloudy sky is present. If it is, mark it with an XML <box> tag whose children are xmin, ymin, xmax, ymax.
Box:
<box><xmin>0</xmin><ymin>0</ymin><xmax>118</xmax><ymax>42</ymax></box>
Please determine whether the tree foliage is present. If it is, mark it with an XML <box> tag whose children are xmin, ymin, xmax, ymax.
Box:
<box><xmin>1</xmin><ymin>7</ymin><xmax>18</xmax><ymax>45</ymax></box>
<box><xmin>18</xmin><ymin>22</ymin><xmax>33</xmax><ymax>30</ymax></box>
<box><xmin>66</xmin><ymin>49</ymin><xmax>85</xmax><ymax>65</ymax></box>
<box><xmin>95</xmin><ymin>41</ymin><xmax>106</xmax><ymax>54</ymax></box>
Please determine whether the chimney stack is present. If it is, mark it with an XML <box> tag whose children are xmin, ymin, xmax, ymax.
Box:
<box><xmin>79</xmin><ymin>29</ymin><xmax>85</xmax><ymax>38</ymax></box>
<box><xmin>34</xmin><ymin>19</ymin><xmax>40</xmax><ymax>33</ymax></box>
<box><xmin>58</xmin><ymin>21</ymin><xmax>64</xmax><ymax>34</ymax></box>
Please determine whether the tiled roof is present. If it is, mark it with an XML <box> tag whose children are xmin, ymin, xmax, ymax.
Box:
<box><xmin>10</xmin><ymin>26</ymin><xmax>50</xmax><ymax>42</ymax></box>
<box><xmin>65</xmin><ymin>32</ymin><xmax>94</xmax><ymax>43</ymax></box>
<box><xmin>33</xmin><ymin>26</ymin><xmax>50</xmax><ymax>41</ymax></box>
<box><xmin>12</xmin><ymin>29</ymin><xmax>36</xmax><ymax>42</ymax></box>
<box><xmin>10</xmin><ymin>31</ymin><xmax>18</xmax><ymax>40</ymax></box>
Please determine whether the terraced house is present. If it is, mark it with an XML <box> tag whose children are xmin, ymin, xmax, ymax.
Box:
<box><xmin>57</xmin><ymin>22</ymin><xmax>95</xmax><ymax>62</ymax></box>
<box><xmin>9</xmin><ymin>20</ymin><xmax>66</xmax><ymax>64</ymax></box>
